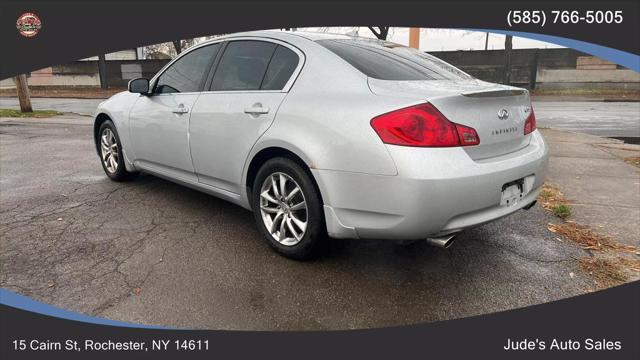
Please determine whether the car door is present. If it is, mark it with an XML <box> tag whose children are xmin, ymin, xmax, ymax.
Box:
<box><xmin>129</xmin><ymin>43</ymin><xmax>221</xmax><ymax>180</ymax></box>
<box><xmin>189</xmin><ymin>40</ymin><xmax>303</xmax><ymax>194</ymax></box>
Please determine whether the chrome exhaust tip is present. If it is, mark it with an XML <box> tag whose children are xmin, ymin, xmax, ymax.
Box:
<box><xmin>426</xmin><ymin>233</ymin><xmax>457</xmax><ymax>249</ymax></box>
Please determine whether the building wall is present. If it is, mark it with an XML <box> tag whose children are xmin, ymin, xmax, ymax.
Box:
<box><xmin>429</xmin><ymin>48</ymin><xmax>638</xmax><ymax>90</ymax></box>
<box><xmin>0</xmin><ymin>60</ymin><xmax>170</xmax><ymax>89</ymax></box>
<box><xmin>80</xmin><ymin>49</ymin><xmax>139</xmax><ymax>61</ymax></box>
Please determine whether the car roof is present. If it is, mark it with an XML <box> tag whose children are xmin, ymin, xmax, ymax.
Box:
<box><xmin>199</xmin><ymin>30</ymin><xmax>360</xmax><ymax>45</ymax></box>
<box><xmin>279</xmin><ymin>30</ymin><xmax>354</xmax><ymax>41</ymax></box>
<box><xmin>215</xmin><ymin>30</ymin><xmax>409</xmax><ymax>49</ymax></box>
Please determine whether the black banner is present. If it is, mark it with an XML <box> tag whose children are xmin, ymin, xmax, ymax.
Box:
<box><xmin>0</xmin><ymin>0</ymin><xmax>638</xmax><ymax>78</ymax></box>
<box><xmin>1</xmin><ymin>282</ymin><xmax>638</xmax><ymax>359</ymax></box>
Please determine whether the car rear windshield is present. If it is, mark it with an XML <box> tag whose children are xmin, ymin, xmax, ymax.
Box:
<box><xmin>316</xmin><ymin>38</ymin><xmax>472</xmax><ymax>81</ymax></box>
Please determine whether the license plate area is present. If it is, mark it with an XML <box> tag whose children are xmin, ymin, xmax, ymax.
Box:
<box><xmin>501</xmin><ymin>179</ymin><xmax>524</xmax><ymax>207</ymax></box>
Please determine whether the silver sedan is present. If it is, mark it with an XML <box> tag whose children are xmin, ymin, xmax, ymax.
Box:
<box><xmin>93</xmin><ymin>30</ymin><xmax>548</xmax><ymax>259</ymax></box>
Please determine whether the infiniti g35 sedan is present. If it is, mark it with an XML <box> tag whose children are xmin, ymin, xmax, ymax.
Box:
<box><xmin>94</xmin><ymin>30</ymin><xmax>549</xmax><ymax>259</ymax></box>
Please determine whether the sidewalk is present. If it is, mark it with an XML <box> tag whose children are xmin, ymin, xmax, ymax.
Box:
<box><xmin>541</xmin><ymin>128</ymin><xmax>640</xmax><ymax>247</ymax></box>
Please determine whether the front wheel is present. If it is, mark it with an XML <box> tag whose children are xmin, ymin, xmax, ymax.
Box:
<box><xmin>98</xmin><ymin>120</ymin><xmax>137</xmax><ymax>181</ymax></box>
<box><xmin>252</xmin><ymin>157</ymin><xmax>325</xmax><ymax>259</ymax></box>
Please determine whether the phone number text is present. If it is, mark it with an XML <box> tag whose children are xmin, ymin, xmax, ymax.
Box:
<box><xmin>507</xmin><ymin>10</ymin><xmax>623</xmax><ymax>27</ymax></box>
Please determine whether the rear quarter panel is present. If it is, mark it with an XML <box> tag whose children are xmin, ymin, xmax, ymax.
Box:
<box><xmin>249</xmin><ymin>41</ymin><xmax>409</xmax><ymax>178</ymax></box>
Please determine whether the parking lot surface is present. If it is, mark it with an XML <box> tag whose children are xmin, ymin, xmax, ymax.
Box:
<box><xmin>0</xmin><ymin>116</ymin><xmax>595</xmax><ymax>330</ymax></box>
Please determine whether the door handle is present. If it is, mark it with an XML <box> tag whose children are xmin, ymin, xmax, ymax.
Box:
<box><xmin>172</xmin><ymin>103</ymin><xmax>189</xmax><ymax>114</ymax></box>
<box><xmin>244</xmin><ymin>103</ymin><xmax>270</xmax><ymax>115</ymax></box>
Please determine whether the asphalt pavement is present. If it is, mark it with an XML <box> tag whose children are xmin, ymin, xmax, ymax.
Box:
<box><xmin>0</xmin><ymin>115</ymin><xmax>595</xmax><ymax>330</ymax></box>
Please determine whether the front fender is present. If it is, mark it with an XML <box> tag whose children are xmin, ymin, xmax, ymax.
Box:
<box><xmin>94</xmin><ymin>91</ymin><xmax>140</xmax><ymax>171</ymax></box>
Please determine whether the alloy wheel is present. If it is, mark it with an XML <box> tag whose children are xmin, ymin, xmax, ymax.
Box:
<box><xmin>259</xmin><ymin>172</ymin><xmax>308</xmax><ymax>246</ymax></box>
<box><xmin>100</xmin><ymin>128</ymin><xmax>119</xmax><ymax>173</ymax></box>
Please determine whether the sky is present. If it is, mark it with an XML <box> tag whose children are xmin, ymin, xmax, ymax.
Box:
<box><xmin>296</xmin><ymin>27</ymin><xmax>563</xmax><ymax>51</ymax></box>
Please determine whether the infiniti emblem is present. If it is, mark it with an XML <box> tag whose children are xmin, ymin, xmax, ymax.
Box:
<box><xmin>497</xmin><ymin>109</ymin><xmax>509</xmax><ymax>120</ymax></box>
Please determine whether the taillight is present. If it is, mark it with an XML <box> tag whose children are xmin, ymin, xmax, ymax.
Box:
<box><xmin>370</xmin><ymin>103</ymin><xmax>479</xmax><ymax>147</ymax></box>
<box><xmin>524</xmin><ymin>107</ymin><xmax>537</xmax><ymax>135</ymax></box>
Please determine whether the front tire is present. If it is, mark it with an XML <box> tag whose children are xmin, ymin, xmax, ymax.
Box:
<box><xmin>98</xmin><ymin>120</ymin><xmax>137</xmax><ymax>181</ymax></box>
<box><xmin>252</xmin><ymin>157</ymin><xmax>325</xmax><ymax>259</ymax></box>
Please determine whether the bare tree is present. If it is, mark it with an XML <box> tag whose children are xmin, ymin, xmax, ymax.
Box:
<box><xmin>172</xmin><ymin>40</ymin><xmax>182</xmax><ymax>55</ymax></box>
<box><xmin>142</xmin><ymin>42</ymin><xmax>175</xmax><ymax>59</ymax></box>
<box><xmin>172</xmin><ymin>38</ymin><xmax>200</xmax><ymax>55</ymax></box>
<box><xmin>98</xmin><ymin>54</ymin><xmax>108</xmax><ymax>89</ymax></box>
<box><xmin>367</xmin><ymin>27</ymin><xmax>389</xmax><ymax>40</ymax></box>
<box><xmin>144</xmin><ymin>35</ymin><xmax>223</xmax><ymax>59</ymax></box>
<box><xmin>143</xmin><ymin>40</ymin><xmax>191</xmax><ymax>59</ymax></box>
<box><xmin>317</xmin><ymin>26</ymin><xmax>359</xmax><ymax>36</ymax></box>
<box><xmin>503</xmin><ymin>35</ymin><xmax>513</xmax><ymax>84</ymax></box>
<box><xmin>15</xmin><ymin>74</ymin><xmax>32</xmax><ymax>112</ymax></box>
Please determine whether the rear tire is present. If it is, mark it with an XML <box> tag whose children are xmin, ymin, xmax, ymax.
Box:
<box><xmin>98</xmin><ymin>120</ymin><xmax>137</xmax><ymax>182</ymax></box>
<box><xmin>252</xmin><ymin>157</ymin><xmax>325</xmax><ymax>260</ymax></box>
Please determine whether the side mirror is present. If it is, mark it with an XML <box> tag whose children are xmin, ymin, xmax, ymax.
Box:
<box><xmin>128</xmin><ymin>78</ymin><xmax>149</xmax><ymax>94</ymax></box>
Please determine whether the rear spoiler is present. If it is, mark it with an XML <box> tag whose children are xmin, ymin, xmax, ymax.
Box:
<box><xmin>461</xmin><ymin>89</ymin><xmax>527</xmax><ymax>98</ymax></box>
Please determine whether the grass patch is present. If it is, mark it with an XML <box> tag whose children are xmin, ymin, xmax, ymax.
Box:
<box><xmin>0</xmin><ymin>109</ymin><xmax>62</xmax><ymax>118</ymax></box>
<box><xmin>0</xmin><ymin>87</ymin><xmax>124</xmax><ymax>99</ymax></box>
<box><xmin>579</xmin><ymin>258</ymin><xmax>629</xmax><ymax>289</ymax></box>
<box><xmin>538</xmin><ymin>183</ymin><xmax>572</xmax><ymax>219</ymax></box>
<box><xmin>540</xmin><ymin>186</ymin><xmax>639</xmax><ymax>289</ymax></box>
<box><xmin>535</xmin><ymin>88</ymin><xmax>631</xmax><ymax>95</ymax></box>
<box><xmin>624</xmin><ymin>156</ymin><xmax>640</xmax><ymax>168</ymax></box>
<box><xmin>548</xmin><ymin>222</ymin><xmax>638</xmax><ymax>253</ymax></box>
<box><xmin>552</xmin><ymin>204</ymin><xmax>572</xmax><ymax>219</ymax></box>
<box><xmin>532</xmin><ymin>88</ymin><xmax>640</xmax><ymax>96</ymax></box>
<box><xmin>538</xmin><ymin>184</ymin><xmax>563</xmax><ymax>207</ymax></box>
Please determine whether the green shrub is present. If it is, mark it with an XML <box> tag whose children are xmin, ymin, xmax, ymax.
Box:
<box><xmin>552</xmin><ymin>204</ymin><xmax>572</xmax><ymax>219</ymax></box>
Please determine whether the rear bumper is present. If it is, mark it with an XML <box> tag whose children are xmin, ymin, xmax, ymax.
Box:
<box><xmin>313</xmin><ymin>130</ymin><xmax>549</xmax><ymax>240</ymax></box>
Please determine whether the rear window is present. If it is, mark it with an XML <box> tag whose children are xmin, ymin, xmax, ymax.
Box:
<box><xmin>261</xmin><ymin>45</ymin><xmax>300</xmax><ymax>90</ymax></box>
<box><xmin>317</xmin><ymin>38</ymin><xmax>471</xmax><ymax>81</ymax></box>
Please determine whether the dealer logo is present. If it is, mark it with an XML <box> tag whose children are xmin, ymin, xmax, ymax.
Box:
<box><xmin>16</xmin><ymin>12</ymin><xmax>42</xmax><ymax>38</ymax></box>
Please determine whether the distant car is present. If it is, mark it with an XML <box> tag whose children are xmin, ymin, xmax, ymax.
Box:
<box><xmin>94</xmin><ymin>30</ymin><xmax>548</xmax><ymax>259</ymax></box>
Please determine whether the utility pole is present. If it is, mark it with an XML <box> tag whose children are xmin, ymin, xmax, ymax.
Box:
<box><xmin>503</xmin><ymin>35</ymin><xmax>513</xmax><ymax>85</ymax></box>
<box><xmin>409</xmin><ymin>27</ymin><xmax>420</xmax><ymax>49</ymax></box>
<box><xmin>15</xmin><ymin>74</ymin><xmax>33</xmax><ymax>113</ymax></box>
<box><xmin>484</xmin><ymin>32</ymin><xmax>489</xmax><ymax>50</ymax></box>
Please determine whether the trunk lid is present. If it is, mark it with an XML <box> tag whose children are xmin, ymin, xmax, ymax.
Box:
<box><xmin>368</xmin><ymin>78</ymin><xmax>533</xmax><ymax>160</ymax></box>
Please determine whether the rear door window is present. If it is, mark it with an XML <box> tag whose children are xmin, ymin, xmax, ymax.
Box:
<box><xmin>317</xmin><ymin>39</ymin><xmax>471</xmax><ymax>81</ymax></box>
<box><xmin>210</xmin><ymin>40</ymin><xmax>277</xmax><ymax>91</ymax></box>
